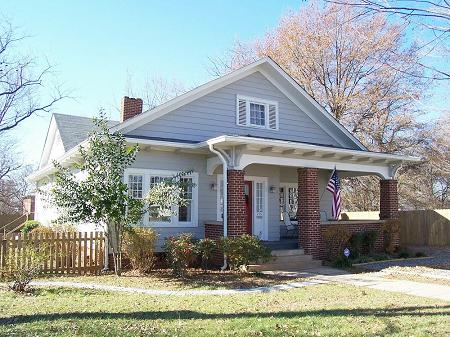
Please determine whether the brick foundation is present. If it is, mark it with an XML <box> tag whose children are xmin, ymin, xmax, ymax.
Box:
<box><xmin>297</xmin><ymin>168</ymin><xmax>321</xmax><ymax>259</ymax></box>
<box><xmin>204</xmin><ymin>222</ymin><xmax>224</xmax><ymax>266</ymax></box>
<box><xmin>380</xmin><ymin>179</ymin><xmax>398</xmax><ymax>220</ymax></box>
<box><xmin>227</xmin><ymin>169</ymin><xmax>246</xmax><ymax>237</ymax></box>
<box><xmin>319</xmin><ymin>221</ymin><xmax>386</xmax><ymax>260</ymax></box>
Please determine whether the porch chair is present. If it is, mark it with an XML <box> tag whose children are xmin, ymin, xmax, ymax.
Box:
<box><xmin>282</xmin><ymin>211</ymin><xmax>298</xmax><ymax>235</ymax></box>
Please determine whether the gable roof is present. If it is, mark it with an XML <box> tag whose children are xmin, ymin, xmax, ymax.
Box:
<box><xmin>111</xmin><ymin>57</ymin><xmax>367</xmax><ymax>151</ymax></box>
<box><xmin>53</xmin><ymin>113</ymin><xmax>118</xmax><ymax>151</ymax></box>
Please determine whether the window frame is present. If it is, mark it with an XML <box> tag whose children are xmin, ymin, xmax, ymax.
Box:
<box><xmin>125</xmin><ymin>168</ymin><xmax>199</xmax><ymax>228</ymax></box>
<box><xmin>236</xmin><ymin>95</ymin><xmax>279</xmax><ymax>130</ymax></box>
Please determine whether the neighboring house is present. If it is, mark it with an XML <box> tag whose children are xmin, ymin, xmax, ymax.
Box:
<box><xmin>29</xmin><ymin>58</ymin><xmax>419</xmax><ymax>258</ymax></box>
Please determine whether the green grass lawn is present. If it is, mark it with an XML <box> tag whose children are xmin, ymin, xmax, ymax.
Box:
<box><xmin>1</xmin><ymin>284</ymin><xmax>449</xmax><ymax>337</ymax></box>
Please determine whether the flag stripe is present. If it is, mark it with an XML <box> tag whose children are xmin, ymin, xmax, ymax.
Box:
<box><xmin>327</xmin><ymin>169</ymin><xmax>341</xmax><ymax>220</ymax></box>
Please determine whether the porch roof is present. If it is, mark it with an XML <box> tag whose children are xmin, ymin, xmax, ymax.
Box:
<box><xmin>205</xmin><ymin>135</ymin><xmax>420</xmax><ymax>179</ymax></box>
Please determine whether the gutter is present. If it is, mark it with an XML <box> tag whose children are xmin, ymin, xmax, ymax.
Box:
<box><xmin>208</xmin><ymin>143</ymin><xmax>228</xmax><ymax>271</ymax></box>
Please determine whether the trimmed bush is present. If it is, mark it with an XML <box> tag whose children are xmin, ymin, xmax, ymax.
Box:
<box><xmin>382</xmin><ymin>219</ymin><xmax>400</xmax><ymax>254</ymax></box>
<box><xmin>350</xmin><ymin>230</ymin><xmax>379</xmax><ymax>257</ymax></box>
<box><xmin>20</xmin><ymin>220</ymin><xmax>41</xmax><ymax>234</ymax></box>
<box><xmin>220</xmin><ymin>235</ymin><xmax>272</xmax><ymax>271</ymax></box>
<box><xmin>164</xmin><ymin>233</ymin><xmax>196</xmax><ymax>277</ymax></box>
<box><xmin>195</xmin><ymin>238</ymin><xmax>217</xmax><ymax>271</ymax></box>
<box><xmin>322</xmin><ymin>225</ymin><xmax>351</xmax><ymax>261</ymax></box>
<box><xmin>122</xmin><ymin>228</ymin><xmax>157</xmax><ymax>273</ymax></box>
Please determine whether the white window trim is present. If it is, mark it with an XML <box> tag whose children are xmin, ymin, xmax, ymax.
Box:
<box><xmin>236</xmin><ymin>95</ymin><xmax>279</xmax><ymax>130</ymax></box>
<box><xmin>124</xmin><ymin>168</ymin><xmax>199</xmax><ymax>228</ymax></box>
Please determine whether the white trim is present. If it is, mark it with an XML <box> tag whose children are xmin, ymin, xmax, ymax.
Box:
<box><xmin>236</xmin><ymin>95</ymin><xmax>279</xmax><ymax>130</ymax></box>
<box><xmin>124</xmin><ymin>168</ymin><xmax>199</xmax><ymax>228</ymax></box>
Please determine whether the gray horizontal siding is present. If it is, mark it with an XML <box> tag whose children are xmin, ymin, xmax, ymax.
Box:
<box><xmin>128</xmin><ymin>71</ymin><xmax>341</xmax><ymax>147</ymax></box>
<box><xmin>131</xmin><ymin>150</ymin><xmax>217</xmax><ymax>249</ymax></box>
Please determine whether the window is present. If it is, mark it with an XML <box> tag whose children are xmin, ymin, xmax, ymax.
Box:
<box><xmin>250</xmin><ymin>103</ymin><xmax>265</xmax><ymax>126</ymax></box>
<box><xmin>149</xmin><ymin>176</ymin><xmax>171</xmax><ymax>223</ymax></box>
<box><xmin>179</xmin><ymin>177</ymin><xmax>193</xmax><ymax>222</ymax></box>
<box><xmin>236</xmin><ymin>95</ymin><xmax>278</xmax><ymax>130</ymax></box>
<box><xmin>255</xmin><ymin>182</ymin><xmax>264</xmax><ymax>217</ymax></box>
<box><xmin>279</xmin><ymin>184</ymin><xmax>298</xmax><ymax>220</ymax></box>
<box><xmin>128</xmin><ymin>175</ymin><xmax>143</xmax><ymax>199</ymax></box>
<box><xmin>125</xmin><ymin>169</ymin><xmax>198</xmax><ymax>227</ymax></box>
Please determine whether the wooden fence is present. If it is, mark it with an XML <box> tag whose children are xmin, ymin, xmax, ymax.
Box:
<box><xmin>399</xmin><ymin>210</ymin><xmax>450</xmax><ymax>247</ymax></box>
<box><xmin>0</xmin><ymin>232</ymin><xmax>105</xmax><ymax>275</ymax></box>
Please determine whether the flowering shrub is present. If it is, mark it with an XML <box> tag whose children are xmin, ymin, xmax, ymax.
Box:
<box><xmin>220</xmin><ymin>235</ymin><xmax>272</xmax><ymax>271</ymax></box>
<box><xmin>195</xmin><ymin>238</ymin><xmax>217</xmax><ymax>271</ymax></box>
<box><xmin>164</xmin><ymin>233</ymin><xmax>196</xmax><ymax>277</ymax></box>
<box><xmin>122</xmin><ymin>228</ymin><xmax>157</xmax><ymax>273</ymax></box>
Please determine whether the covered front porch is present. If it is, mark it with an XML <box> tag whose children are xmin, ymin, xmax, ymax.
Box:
<box><xmin>205</xmin><ymin>135</ymin><xmax>418</xmax><ymax>259</ymax></box>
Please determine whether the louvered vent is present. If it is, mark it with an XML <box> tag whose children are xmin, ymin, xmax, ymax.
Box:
<box><xmin>268</xmin><ymin>104</ymin><xmax>278</xmax><ymax>129</ymax></box>
<box><xmin>237</xmin><ymin>98</ymin><xmax>247</xmax><ymax>126</ymax></box>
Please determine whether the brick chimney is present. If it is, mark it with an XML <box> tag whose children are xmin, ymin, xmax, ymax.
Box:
<box><xmin>121</xmin><ymin>96</ymin><xmax>143</xmax><ymax>122</ymax></box>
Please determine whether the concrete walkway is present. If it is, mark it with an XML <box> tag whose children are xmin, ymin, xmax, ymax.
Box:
<box><xmin>25</xmin><ymin>266</ymin><xmax>450</xmax><ymax>301</ymax></box>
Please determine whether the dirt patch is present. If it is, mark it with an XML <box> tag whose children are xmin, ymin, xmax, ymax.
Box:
<box><xmin>38</xmin><ymin>269</ymin><xmax>308</xmax><ymax>290</ymax></box>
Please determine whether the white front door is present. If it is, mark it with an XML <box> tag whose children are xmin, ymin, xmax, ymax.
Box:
<box><xmin>251</xmin><ymin>177</ymin><xmax>268</xmax><ymax>240</ymax></box>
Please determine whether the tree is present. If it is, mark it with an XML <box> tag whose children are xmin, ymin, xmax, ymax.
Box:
<box><xmin>0</xmin><ymin>137</ymin><xmax>31</xmax><ymax>214</ymax></box>
<box><xmin>327</xmin><ymin>0</ymin><xmax>450</xmax><ymax>80</ymax></box>
<box><xmin>210</xmin><ymin>2</ymin><xmax>436</xmax><ymax>209</ymax></box>
<box><xmin>0</xmin><ymin>22</ymin><xmax>64</xmax><ymax>133</ymax></box>
<box><xmin>49</xmin><ymin>114</ymin><xmax>193</xmax><ymax>275</ymax></box>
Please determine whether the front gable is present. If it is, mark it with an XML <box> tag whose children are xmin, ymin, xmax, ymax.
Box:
<box><xmin>126</xmin><ymin>71</ymin><xmax>355</xmax><ymax>149</ymax></box>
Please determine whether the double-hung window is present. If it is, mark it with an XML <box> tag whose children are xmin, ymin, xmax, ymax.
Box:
<box><xmin>236</xmin><ymin>95</ymin><xmax>278</xmax><ymax>130</ymax></box>
<box><xmin>125</xmin><ymin>169</ymin><xmax>198</xmax><ymax>227</ymax></box>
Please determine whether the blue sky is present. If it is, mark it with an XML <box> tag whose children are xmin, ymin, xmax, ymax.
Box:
<box><xmin>2</xmin><ymin>0</ymin><xmax>447</xmax><ymax>167</ymax></box>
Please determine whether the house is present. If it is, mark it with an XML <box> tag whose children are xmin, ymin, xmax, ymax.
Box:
<box><xmin>29</xmin><ymin>57</ymin><xmax>419</xmax><ymax>262</ymax></box>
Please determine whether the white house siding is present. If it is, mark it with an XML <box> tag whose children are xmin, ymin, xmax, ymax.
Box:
<box><xmin>131</xmin><ymin>150</ymin><xmax>217</xmax><ymax>249</ymax></box>
<box><xmin>127</xmin><ymin>72</ymin><xmax>353</xmax><ymax>149</ymax></box>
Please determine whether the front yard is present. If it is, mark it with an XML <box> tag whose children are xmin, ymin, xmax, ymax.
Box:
<box><xmin>1</xmin><ymin>283</ymin><xmax>449</xmax><ymax>337</ymax></box>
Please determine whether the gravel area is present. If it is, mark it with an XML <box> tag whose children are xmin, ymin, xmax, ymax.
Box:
<box><xmin>377</xmin><ymin>266</ymin><xmax>450</xmax><ymax>286</ymax></box>
<box><xmin>357</xmin><ymin>249</ymin><xmax>450</xmax><ymax>271</ymax></box>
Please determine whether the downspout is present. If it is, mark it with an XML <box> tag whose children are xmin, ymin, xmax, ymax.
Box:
<box><xmin>208</xmin><ymin>143</ymin><xmax>228</xmax><ymax>270</ymax></box>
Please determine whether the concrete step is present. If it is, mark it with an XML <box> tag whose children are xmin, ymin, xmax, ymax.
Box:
<box><xmin>272</xmin><ymin>249</ymin><xmax>305</xmax><ymax>257</ymax></box>
<box><xmin>249</xmin><ymin>259</ymin><xmax>322</xmax><ymax>272</ymax></box>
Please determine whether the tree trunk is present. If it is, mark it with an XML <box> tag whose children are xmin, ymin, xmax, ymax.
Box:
<box><xmin>107</xmin><ymin>222</ymin><xmax>123</xmax><ymax>276</ymax></box>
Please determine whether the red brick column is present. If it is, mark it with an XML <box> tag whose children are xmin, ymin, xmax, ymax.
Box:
<box><xmin>227</xmin><ymin>169</ymin><xmax>246</xmax><ymax>237</ymax></box>
<box><xmin>297</xmin><ymin>168</ymin><xmax>321</xmax><ymax>259</ymax></box>
<box><xmin>379</xmin><ymin>180</ymin><xmax>398</xmax><ymax>220</ymax></box>
<box><xmin>205</xmin><ymin>222</ymin><xmax>224</xmax><ymax>266</ymax></box>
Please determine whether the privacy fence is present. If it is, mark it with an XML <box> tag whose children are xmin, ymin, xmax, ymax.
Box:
<box><xmin>0</xmin><ymin>232</ymin><xmax>105</xmax><ymax>275</ymax></box>
<box><xmin>343</xmin><ymin>209</ymin><xmax>450</xmax><ymax>247</ymax></box>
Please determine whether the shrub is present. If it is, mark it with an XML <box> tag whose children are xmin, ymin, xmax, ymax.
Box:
<box><xmin>220</xmin><ymin>235</ymin><xmax>272</xmax><ymax>271</ymax></box>
<box><xmin>122</xmin><ymin>228</ymin><xmax>157</xmax><ymax>273</ymax></box>
<box><xmin>30</xmin><ymin>226</ymin><xmax>54</xmax><ymax>237</ymax></box>
<box><xmin>0</xmin><ymin>242</ymin><xmax>49</xmax><ymax>292</ymax></box>
<box><xmin>322</xmin><ymin>225</ymin><xmax>351</xmax><ymax>261</ymax></box>
<box><xmin>21</xmin><ymin>220</ymin><xmax>41</xmax><ymax>234</ymax></box>
<box><xmin>398</xmin><ymin>250</ymin><xmax>410</xmax><ymax>259</ymax></box>
<box><xmin>349</xmin><ymin>232</ymin><xmax>365</xmax><ymax>258</ymax></box>
<box><xmin>415</xmin><ymin>251</ymin><xmax>426</xmax><ymax>257</ymax></box>
<box><xmin>382</xmin><ymin>220</ymin><xmax>400</xmax><ymax>254</ymax></box>
<box><xmin>164</xmin><ymin>233</ymin><xmax>196</xmax><ymax>277</ymax></box>
<box><xmin>363</xmin><ymin>230</ymin><xmax>379</xmax><ymax>255</ymax></box>
<box><xmin>195</xmin><ymin>238</ymin><xmax>217</xmax><ymax>271</ymax></box>
<box><xmin>332</xmin><ymin>257</ymin><xmax>352</xmax><ymax>268</ymax></box>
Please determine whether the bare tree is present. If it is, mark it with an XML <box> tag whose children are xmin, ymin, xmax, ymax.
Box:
<box><xmin>327</xmin><ymin>0</ymin><xmax>450</xmax><ymax>80</ymax></box>
<box><xmin>0</xmin><ymin>138</ymin><xmax>32</xmax><ymax>214</ymax></box>
<box><xmin>142</xmin><ymin>75</ymin><xmax>186</xmax><ymax>110</ymax></box>
<box><xmin>0</xmin><ymin>22</ymin><xmax>65</xmax><ymax>133</ymax></box>
<box><xmin>210</xmin><ymin>2</ymin><xmax>442</xmax><ymax>210</ymax></box>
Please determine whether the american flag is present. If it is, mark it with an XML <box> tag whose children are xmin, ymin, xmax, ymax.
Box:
<box><xmin>326</xmin><ymin>169</ymin><xmax>341</xmax><ymax>220</ymax></box>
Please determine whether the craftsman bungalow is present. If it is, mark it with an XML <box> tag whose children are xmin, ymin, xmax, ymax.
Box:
<box><xmin>29</xmin><ymin>58</ymin><xmax>419</xmax><ymax>265</ymax></box>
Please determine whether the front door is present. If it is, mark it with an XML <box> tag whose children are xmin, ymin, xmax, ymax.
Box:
<box><xmin>244</xmin><ymin>181</ymin><xmax>253</xmax><ymax>235</ymax></box>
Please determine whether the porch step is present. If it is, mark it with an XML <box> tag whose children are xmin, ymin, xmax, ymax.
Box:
<box><xmin>263</xmin><ymin>239</ymin><xmax>298</xmax><ymax>250</ymax></box>
<box><xmin>249</xmin><ymin>249</ymin><xmax>322</xmax><ymax>272</ymax></box>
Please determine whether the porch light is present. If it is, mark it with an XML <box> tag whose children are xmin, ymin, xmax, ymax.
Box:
<box><xmin>269</xmin><ymin>185</ymin><xmax>276</xmax><ymax>193</ymax></box>
<box><xmin>210</xmin><ymin>183</ymin><xmax>217</xmax><ymax>191</ymax></box>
